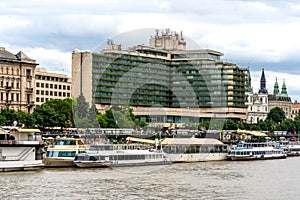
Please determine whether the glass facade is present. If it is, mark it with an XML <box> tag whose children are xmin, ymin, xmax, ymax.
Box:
<box><xmin>92</xmin><ymin>48</ymin><xmax>248</xmax><ymax>110</ymax></box>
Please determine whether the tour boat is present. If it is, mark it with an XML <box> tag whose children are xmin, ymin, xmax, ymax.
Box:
<box><xmin>275</xmin><ymin>140</ymin><xmax>300</xmax><ymax>156</ymax></box>
<box><xmin>43</xmin><ymin>137</ymin><xmax>88</xmax><ymax>167</ymax></box>
<box><xmin>74</xmin><ymin>143</ymin><xmax>171</xmax><ymax>168</ymax></box>
<box><xmin>0</xmin><ymin>128</ymin><xmax>44</xmax><ymax>172</ymax></box>
<box><xmin>227</xmin><ymin>142</ymin><xmax>287</xmax><ymax>161</ymax></box>
<box><xmin>160</xmin><ymin>138</ymin><xmax>228</xmax><ymax>162</ymax></box>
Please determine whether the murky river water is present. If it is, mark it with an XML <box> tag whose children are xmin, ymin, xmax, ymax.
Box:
<box><xmin>1</xmin><ymin>157</ymin><xmax>300</xmax><ymax>200</ymax></box>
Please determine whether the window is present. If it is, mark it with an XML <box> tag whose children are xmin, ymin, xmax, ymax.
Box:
<box><xmin>16</xmin><ymin>82</ymin><xmax>19</xmax><ymax>88</ymax></box>
<box><xmin>50</xmin><ymin>91</ymin><xmax>53</xmax><ymax>96</ymax></box>
<box><xmin>36</xmin><ymin>82</ymin><xmax>40</xmax><ymax>87</ymax></box>
<box><xmin>41</xmin><ymin>90</ymin><xmax>44</xmax><ymax>95</ymax></box>
<box><xmin>46</xmin><ymin>83</ymin><xmax>49</xmax><ymax>88</ymax></box>
<box><xmin>36</xmin><ymin>90</ymin><xmax>40</xmax><ymax>95</ymax></box>
<box><xmin>59</xmin><ymin>85</ymin><xmax>62</xmax><ymax>89</ymax></box>
<box><xmin>54</xmin><ymin>92</ymin><xmax>57</xmax><ymax>96</ymax></box>
<box><xmin>46</xmin><ymin>91</ymin><xmax>49</xmax><ymax>95</ymax></box>
<box><xmin>67</xmin><ymin>86</ymin><xmax>70</xmax><ymax>90</ymax></box>
<box><xmin>36</xmin><ymin>97</ymin><xmax>40</xmax><ymax>102</ymax></box>
<box><xmin>41</xmin><ymin>83</ymin><xmax>44</xmax><ymax>88</ymax></box>
<box><xmin>16</xmin><ymin>94</ymin><xmax>19</xmax><ymax>101</ymax></box>
<box><xmin>67</xmin><ymin>93</ymin><xmax>70</xmax><ymax>97</ymax></box>
<box><xmin>59</xmin><ymin>92</ymin><xmax>62</xmax><ymax>96</ymax></box>
<box><xmin>41</xmin><ymin>98</ymin><xmax>44</xmax><ymax>102</ymax></box>
<box><xmin>54</xmin><ymin>84</ymin><xmax>57</xmax><ymax>89</ymax></box>
<box><xmin>50</xmin><ymin>84</ymin><xmax>53</xmax><ymax>88</ymax></box>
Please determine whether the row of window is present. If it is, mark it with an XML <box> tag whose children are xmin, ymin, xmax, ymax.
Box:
<box><xmin>0</xmin><ymin>93</ymin><xmax>20</xmax><ymax>101</ymax></box>
<box><xmin>35</xmin><ymin>75</ymin><xmax>69</xmax><ymax>82</ymax></box>
<box><xmin>36</xmin><ymin>82</ymin><xmax>71</xmax><ymax>90</ymax></box>
<box><xmin>36</xmin><ymin>90</ymin><xmax>70</xmax><ymax>97</ymax></box>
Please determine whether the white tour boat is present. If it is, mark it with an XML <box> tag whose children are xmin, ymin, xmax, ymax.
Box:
<box><xmin>275</xmin><ymin>140</ymin><xmax>300</xmax><ymax>156</ymax></box>
<box><xmin>43</xmin><ymin>137</ymin><xmax>88</xmax><ymax>167</ymax></box>
<box><xmin>227</xmin><ymin>142</ymin><xmax>287</xmax><ymax>161</ymax></box>
<box><xmin>0</xmin><ymin>128</ymin><xmax>44</xmax><ymax>172</ymax></box>
<box><xmin>160</xmin><ymin>138</ymin><xmax>228</xmax><ymax>162</ymax></box>
<box><xmin>74</xmin><ymin>143</ymin><xmax>171</xmax><ymax>168</ymax></box>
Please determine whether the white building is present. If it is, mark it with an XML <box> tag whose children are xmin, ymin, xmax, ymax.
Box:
<box><xmin>35</xmin><ymin>68</ymin><xmax>71</xmax><ymax>105</ymax></box>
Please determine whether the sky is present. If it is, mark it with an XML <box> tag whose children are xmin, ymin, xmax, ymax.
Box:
<box><xmin>1</xmin><ymin>0</ymin><xmax>300</xmax><ymax>101</ymax></box>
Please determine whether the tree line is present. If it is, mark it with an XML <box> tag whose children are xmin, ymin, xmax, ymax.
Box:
<box><xmin>0</xmin><ymin>95</ymin><xmax>299</xmax><ymax>133</ymax></box>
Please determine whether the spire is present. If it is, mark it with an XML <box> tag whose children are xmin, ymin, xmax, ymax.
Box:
<box><xmin>273</xmin><ymin>77</ymin><xmax>279</xmax><ymax>94</ymax></box>
<box><xmin>258</xmin><ymin>67</ymin><xmax>267</xmax><ymax>94</ymax></box>
<box><xmin>281</xmin><ymin>79</ymin><xmax>288</xmax><ymax>96</ymax></box>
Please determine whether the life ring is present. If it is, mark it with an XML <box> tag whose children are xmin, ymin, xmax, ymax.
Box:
<box><xmin>8</xmin><ymin>140</ymin><xmax>12</xmax><ymax>145</ymax></box>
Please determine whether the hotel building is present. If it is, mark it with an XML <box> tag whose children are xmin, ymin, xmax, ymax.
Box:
<box><xmin>0</xmin><ymin>47</ymin><xmax>37</xmax><ymax>113</ymax></box>
<box><xmin>72</xmin><ymin>30</ymin><xmax>250</xmax><ymax>127</ymax></box>
<box><xmin>35</xmin><ymin>68</ymin><xmax>72</xmax><ymax>106</ymax></box>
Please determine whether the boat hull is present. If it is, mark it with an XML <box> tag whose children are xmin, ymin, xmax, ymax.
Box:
<box><xmin>43</xmin><ymin>158</ymin><xmax>75</xmax><ymax>167</ymax></box>
<box><xmin>228</xmin><ymin>154</ymin><xmax>287</xmax><ymax>161</ymax></box>
<box><xmin>167</xmin><ymin>153</ymin><xmax>228</xmax><ymax>163</ymax></box>
<box><xmin>75</xmin><ymin>160</ymin><xmax>171</xmax><ymax>168</ymax></box>
<box><xmin>0</xmin><ymin>160</ymin><xmax>43</xmax><ymax>172</ymax></box>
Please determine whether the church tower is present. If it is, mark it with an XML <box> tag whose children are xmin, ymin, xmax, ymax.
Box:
<box><xmin>281</xmin><ymin>79</ymin><xmax>288</xmax><ymax>97</ymax></box>
<box><xmin>258</xmin><ymin>67</ymin><xmax>267</xmax><ymax>94</ymax></box>
<box><xmin>273</xmin><ymin>77</ymin><xmax>279</xmax><ymax>94</ymax></box>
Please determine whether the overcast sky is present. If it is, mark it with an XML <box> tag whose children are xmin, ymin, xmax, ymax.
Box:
<box><xmin>1</xmin><ymin>0</ymin><xmax>300</xmax><ymax>101</ymax></box>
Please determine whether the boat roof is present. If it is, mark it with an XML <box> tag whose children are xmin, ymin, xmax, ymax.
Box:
<box><xmin>161</xmin><ymin>138</ymin><xmax>224</xmax><ymax>145</ymax></box>
<box><xmin>9</xmin><ymin>128</ymin><xmax>41</xmax><ymax>133</ymax></box>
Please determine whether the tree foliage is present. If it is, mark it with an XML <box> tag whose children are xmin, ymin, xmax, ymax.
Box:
<box><xmin>267</xmin><ymin>107</ymin><xmax>286</xmax><ymax>123</ymax></box>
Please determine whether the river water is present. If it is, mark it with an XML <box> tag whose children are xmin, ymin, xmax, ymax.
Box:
<box><xmin>1</xmin><ymin>157</ymin><xmax>300</xmax><ymax>200</ymax></box>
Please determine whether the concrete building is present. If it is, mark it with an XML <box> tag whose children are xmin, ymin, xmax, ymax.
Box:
<box><xmin>35</xmin><ymin>68</ymin><xmax>71</xmax><ymax>105</ymax></box>
<box><xmin>0</xmin><ymin>47</ymin><xmax>38</xmax><ymax>113</ymax></box>
<box><xmin>246</xmin><ymin>68</ymin><xmax>269</xmax><ymax>124</ymax></box>
<box><xmin>72</xmin><ymin>29</ymin><xmax>250</xmax><ymax>127</ymax></box>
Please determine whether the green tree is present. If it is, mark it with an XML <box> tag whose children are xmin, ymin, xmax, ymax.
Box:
<box><xmin>223</xmin><ymin>119</ymin><xmax>238</xmax><ymax>130</ymax></box>
<box><xmin>96</xmin><ymin>107</ymin><xmax>147</xmax><ymax>128</ymax></box>
<box><xmin>0</xmin><ymin>108</ymin><xmax>17</xmax><ymax>126</ymax></box>
<box><xmin>73</xmin><ymin>94</ymin><xmax>88</xmax><ymax>119</ymax></box>
<box><xmin>16</xmin><ymin>110</ymin><xmax>34</xmax><ymax>128</ymax></box>
<box><xmin>277</xmin><ymin>119</ymin><xmax>296</xmax><ymax>133</ymax></box>
<box><xmin>33</xmin><ymin>104</ymin><xmax>65</xmax><ymax>129</ymax></box>
<box><xmin>267</xmin><ymin>107</ymin><xmax>286</xmax><ymax>123</ymax></box>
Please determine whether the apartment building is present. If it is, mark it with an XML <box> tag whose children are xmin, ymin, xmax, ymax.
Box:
<box><xmin>35</xmin><ymin>68</ymin><xmax>71</xmax><ymax>105</ymax></box>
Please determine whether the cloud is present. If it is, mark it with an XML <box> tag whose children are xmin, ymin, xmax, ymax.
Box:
<box><xmin>0</xmin><ymin>0</ymin><xmax>299</xmax><ymax>100</ymax></box>
<box><xmin>25</xmin><ymin>48</ymin><xmax>71</xmax><ymax>75</ymax></box>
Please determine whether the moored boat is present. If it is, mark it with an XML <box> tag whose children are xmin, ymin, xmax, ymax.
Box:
<box><xmin>160</xmin><ymin>138</ymin><xmax>228</xmax><ymax>162</ymax></box>
<box><xmin>43</xmin><ymin>137</ymin><xmax>88</xmax><ymax>167</ymax></box>
<box><xmin>275</xmin><ymin>140</ymin><xmax>300</xmax><ymax>156</ymax></box>
<box><xmin>227</xmin><ymin>142</ymin><xmax>287</xmax><ymax>161</ymax></box>
<box><xmin>74</xmin><ymin>143</ymin><xmax>171</xmax><ymax>168</ymax></box>
<box><xmin>0</xmin><ymin>128</ymin><xmax>44</xmax><ymax>172</ymax></box>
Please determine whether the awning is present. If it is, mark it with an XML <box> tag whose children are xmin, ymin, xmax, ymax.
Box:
<box><xmin>0</xmin><ymin>129</ymin><xmax>8</xmax><ymax>134</ymax></box>
<box><xmin>161</xmin><ymin>138</ymin><xmax>224</xmax><ymax>145</ymax></box>
<box><xmin>126</xmin><ymin>137</ymin><xmax>155</xmax><ymax>144</ymax></box>
<box><xmin>236</xmin><ymin>129</ymin><xmax>266</xmax><ymax>137</ymax></box>
<box><xmin>9</xmin><ymin>128</ymin><xmax>41</xmax><ymax>133</ymax></box>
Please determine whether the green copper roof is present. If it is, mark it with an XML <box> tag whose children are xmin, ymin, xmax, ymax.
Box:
<box><xmin>274</xmin><ymin>77</ymin><xmax>279</xmax><ymax>94</ymax></box>
<box><xmin>281</xmin><ymin>79</ymin><xmax>288</xmax><ymax>96</ymax></box>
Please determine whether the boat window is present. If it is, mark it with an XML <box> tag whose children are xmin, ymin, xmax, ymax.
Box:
<box><xmin>58</xmin><ymin>151</ymin><xmax>76</xmax><ymax>157</ymax></box>
<box><xmin>89</xmin><ymin>156</ymin><xmax>97</xmax><ymax>161</ymax></box>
